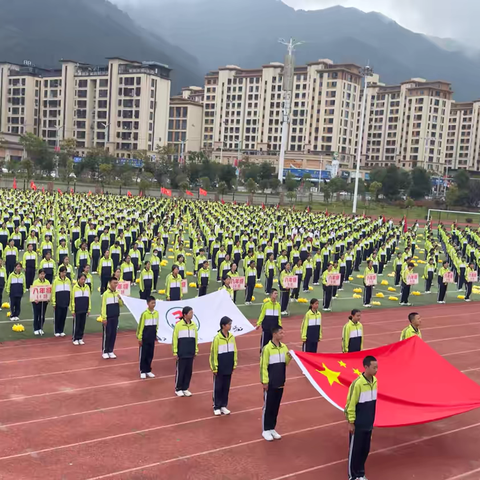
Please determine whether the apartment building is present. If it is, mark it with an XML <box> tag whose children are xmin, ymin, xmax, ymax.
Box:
<box><xmin>0</xmin><ymin>58</ymin><xmax>171</xmax><ymax>158</ymax></box>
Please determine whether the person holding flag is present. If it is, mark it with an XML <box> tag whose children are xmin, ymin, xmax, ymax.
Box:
<box><xmin>300</xmin><ymin>298</ymin><xmax>322</xmax><ymax>353</ymax></box>
<box><xmin>345</xmin><ymin>355</ymin><xmax>378</xmax><ymax>480</ymax></box>
<box><xmin>342</xmin><ymin>309</ymin><xmax>364</xmax><ymax>353</ymax></box>
<box><xmin>400</xmin><ymin>312</ymin><xmax>422</xmax><ymax>340</ymax></box>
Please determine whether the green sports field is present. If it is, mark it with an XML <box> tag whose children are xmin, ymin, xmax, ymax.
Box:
<box><xmin>0</xmin><ymin>233</ymin><xmax>472</xmax><ymax>343</ymax></box>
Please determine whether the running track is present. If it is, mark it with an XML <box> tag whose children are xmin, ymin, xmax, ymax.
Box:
<box><xmin>1</xmin><ymin>303</ymin><xmax>480</xmax><ymax>479</ymax></box>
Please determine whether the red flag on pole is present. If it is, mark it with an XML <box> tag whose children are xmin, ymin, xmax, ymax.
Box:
<box><xmin>139</xmin><ymin>191</ymin><xmax>143</xmax><ymax>197</ymax></box>
<box><xmin>164</xmin><ymin>188</ymin><xmax>172</xmax><ymax>197</ymax></box>
<box><xmin>307</xmin><ymin>206</ymin><xmax>310</xmax><ymax>213</ymax></box>
<box><xmin>199</xmin><ymin>188</ymin><xmax>207</xmax><ymax>197</ymax></box>
<box><xmin>12</xmin><ymin>178</ymin><xmax>17</xmax><ymax>190</ymax></box>
<box><xmin>127</xmin><ymin>191</ymin><xmax>132</xmax><ymax>197</ymax></box>
<box><xmin>57</xmin><ymin>188</ymin><xmax>63</xmax><ymax>195</ymax></box>
<box><xmin>262</xmin><ymin>203</ymin><xmax>265</xmax><ymax>210</ymax></box>
<box><xmin>325</xmin><ymin>208</ymin><xmax>328</xmax><ymax>217</ymax></box>
<box><xmin>41</xmin><ymin>186</ymin><xmax>45</xmax><ymax>194</ymax></box>
<box><xmin>383</xmin><ymin>215</ymin><xmax>386</xmax><ymax>224</ymax></box>
<box><xmin>186</xmin><ymin>190</ymin><xmax>193</xmax><ymax>196</ymax></box>
<box><xmin>70</xmin><ymin>188</ymin><xmax>74</xmax><ymax>195</ymax></box>
<box><xmin>403</xmin><ymin>215</ymin><xmax>408</xmax><ymax>233</ymax></box>
<box><xmin>221</xmin><ymin>199</ymin><xmax>225</xmax><ymax>204</ymax></box>
<box><xmin>88</xmin><ymin>191</ymin><xmax>92</xmax><ymax>196</ymax></box>
<box><xmin>233</xmin><ymin>200</ymin><xmax>237</xmax><ymax>205</ymax></box>
<box><xmin>291</xmin><ymin>336</ymin><xmax>480</xmax><ymax>427</ymax></box>
<box><xmin>30</xmin><ymin>180</ymin><xmax>36</xmax><ymax>190</ymax></box>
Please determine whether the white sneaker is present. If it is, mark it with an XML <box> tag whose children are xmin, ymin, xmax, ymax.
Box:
<box><xmin>79</xmin><ymin>339</ymin><xmax>85</xmax><ymax>345</ymax></box>
<box><xmin>40</xmin><ymin>330</ymin><xmax>44</xmax><ymax>335</ymax></box>
<box><xmin>60</xmin><ymin>332</ymin><xmax>66</xmax><ymax>337</ymax></box>
<box><xmin>262</xmin><ymin>430</ymin><xmax>274</xmax><ymax>441</ymax></box>
<box><xmin>175</xmin><ymin>390</ymin><xmax>185</xmax><ymax>397</ymax></box>
<box><xmin>102</xmin><ymin>353</ymin><xmax>110</xmax><ymax>359</ymax></box>
<box><xmin>108</xmin><ymin>352</ymin><xmax>117</xmax><ymax>359</ymax></box>
<box><xmin>281</xmin><ymin>311</ymin><xmax>288</xmax><ymax>315</ymax></box>
<box><xmin>183</xmin><ymin>390</ymin><xmax>192</xmax><ymax>397</ymax></box>
<box><xmin>214</xmin><ymin>409</ymin><xmax>221</xmax><ymax>416</ymax></box>
<box><xmin>140</xmin><ymin>373</ymin><xmax>147</xmax><ymax>379</ymax></box>
<box><xmin>73</xmin><ymin>340</ymin><xmax>79</xmax><ymax>345</ymax></box>
<box><xmin>220</xmin><ymin>407</ymin><xmax>231</xmax><ymax>415</ymax></box>
<box><xmin>270</xmin><ymin>430</ymin><xmax>282</xmax><ymax>440</ymax></box>
<box><xmin>34</xmin><ymin>330</ymin><xmax>40</xmax><ymax>336</ymax></box>
<box><xmin>146</xmin><ymin>372</ymin><xmax>155</xmax><ymax>378</ymax></box>
<box><xmin>466</xmin><ymin>299</ymin><xmax>471</xmax><ymax>302</ymax></box>
<box><xmin>54</xmin><ymin>333</ymin><xmax>61</xmax><ymax>337</ymax></box>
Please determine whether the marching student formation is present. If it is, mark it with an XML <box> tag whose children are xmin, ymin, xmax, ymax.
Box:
<box><xmin>0</xmin><ymin>189</ymin><xmax>457</xmax><ymax>480</ymax></box>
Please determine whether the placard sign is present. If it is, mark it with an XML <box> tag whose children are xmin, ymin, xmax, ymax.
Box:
<box><xmin>283</xmin><ymin>275</ymin><xmax>298</xmax><ymax>289</ymax></box>
<box><xmin>30</xmin><ymin>285</ymin><xmax>52</xmax><ymax>302</ymax></box>
<box><xmin>117</xmin><ymin>281</ymin><xmax>131</xmax><ymax>296</ymax></box>
<box><xmin>406</xmin><ymin>273</ymin><xmax>419</xmax><ymax>286</ymax></box>
<box><xmin>327</xmin><ymin>273</ymin><xmax>341</xmax><ymax>286</ymax></box>
<box><xmin>468</xmin><ymin>271</ymin><xmax>478</xmax><ymax>283</ymax></box>
<box><xmin>231</xmin><ymin>276</ymin><xmax>245</xmax><ymax>291</ymax></box>
<box><xmin>181</xmin><ymin>278</ymin><xmax>188</xmax><ymax>294</ymax></box>
<box><xmin>443</xmin><ymin>272</ymin><xmax>454</xmax><ymax>283</ymax></box>
<box><xmin>365</xmin><ymin>274</ymin><xmax>377</xmax><ymax>286</ymax></box>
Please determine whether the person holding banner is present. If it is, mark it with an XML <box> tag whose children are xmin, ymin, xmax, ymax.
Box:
<box><xmin>31</xmin><ymin>268</ymin><xmax>50</xmax><ymax>335</ymax></box>
<box><xmin>437</xmin><ymin>261</ymin><xmax>451</xmax><ymax>304</ymax></box>
<box><xmin>363</xmin><ymin>260</ymin><xmax>375</xmax><ymax>308</ymax></box>
<box><xmin>400</xmin><ymin>312</ymin><xmax>422</xmax><ymax>340</ymax></box>
<box><xmin>173</xmin><ymin>306</ymin><xmax>198</xmax><ymax>397</ymax></box>
<box><xmin>400</xmin><ymin>262</ymin><xmax>415</xmax><ymax>306</ymax></box>
<box><xmin>219</xmin><ymin>275</ymin><xmax>234</xmax><ymax>300</ymax></box>
<box><xmin>301</xmin><ymin>298</ymin><xmax>322</xmax><ymax>353</ymax></box>
<box><xmin>166</xmin><ymin>265</ymin><xmax>183</xmax><ymax>301</ymax></box>
<box><xmin>71</xmin><ymin>273</ymin><xmax>91</xmax><ymax>345</ymax></box>
<box><xmin>465</xmin><ymin>262</ymin><xmax>476</xmax><ymax>302</ymax></box>
<box><xmin>227</xmin><ymin>263</ymin><xmax>240</xmax><ymax>303</ymax></box>
<box><xmin>342</xmin><ymin>309</ymin><xmax>364</xmax><ymax>353</ymax></box>
<box><xmin>137</xmin><ymin>296</ymin><xmax>159</xmax><ymax>379</ymax></box>
<box><xmin>6</xmin><ymin>262</ymin><xmax>25</xmax><ymax>321</ymax></box>
<box><xmin>210</xmin><ymin>316</ymin><xmax>237</xmax><ymax>415</ymax></box>
<box><xmin>101</xmin><ymin>276</ymin><xmax>124</xmax><ymax>359</ymax></box>
<box><xmin>257</xmin><ymin>288</ymin><xmax>282</xmax><ymax>350</ymax></box>
<box><xmin>139</xmin><ymin>261</ymin><xmax>154</xmax><ymax>299</ymax></box>
<box><xmin>322</xmin><ymin>263</ymin><xmax>334</xmax><ymax>312</ymax></box>
<box><xmin>423</xmin><ymin>257</ymin><xmax>436</xmax><ymax>294</ymax></box>
<box><xmin>279</xmin><ymin>263</ymin><xmax>293</xmax><ymax>315</ymax></box>
<box><xmin>197</xmin><ymin>260</ymin><xmax>210</xmax><ymax>297</ymax></box>
<box><xmin>245</xmin><ymin>260</ymin><xmax>257</xmax><ymax>305</ymax></box>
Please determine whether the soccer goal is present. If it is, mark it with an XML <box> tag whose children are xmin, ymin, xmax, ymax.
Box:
<box><xmin>427</xmin><ymin>209</ymin><xmax>480</xmax><ymax>225</ymax></box>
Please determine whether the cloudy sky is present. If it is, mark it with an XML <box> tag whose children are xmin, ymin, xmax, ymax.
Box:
<box><xmin>283</xmin><ymin>0</ymin><xmax>478</xmax><ymax>45</ymax></box>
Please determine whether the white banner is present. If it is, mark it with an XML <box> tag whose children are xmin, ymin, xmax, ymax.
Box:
<box><xmin>121</xmin><ymin>289</ymin><xmax>255</xmax><ymax>344</ymax></box>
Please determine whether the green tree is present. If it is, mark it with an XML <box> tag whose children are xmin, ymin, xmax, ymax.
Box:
<box><xmin>409</xmin><ymin>167</ymin><xmax>431</xmax><ymax>200</ymax></box>
<box><xmin>286</xmin><ymin>191</ymin><xmax>296</xmax><ymax>205</ymax></box>
<box><xmin>217</xmin><ymin>164</ymin><xmax>237</xmax><ymax>189</ymax></box>
<box><xmin>453</xmin><ymin>169</ymin><xmax>470</xmax><ymax>206</ymax></box>
<box><xmin>98</xmin><ymin>163</ymin><xmax>113</xmax><ymax>189</ymax></box>
<box><xmin>217</xmin><ymin>181</ymin><xmax>228</xmax><ymax>197</ymax></box>
<box><xmin>284</xmin><ymin>172</ymin><xmax>298</xmax><ymax>192</ymax></box>
<box><xmin>328</xmin><ymin>177</ymin><xmax>347</xmax><ymax>201</ymax></box>
<box><xmin>321</xmin><ymin>182</ymin><xmax>332</xmax><ymax>203</ymax></box>
<box><xmin>199</xmin><ymin>176</ymin><xmax>211</xmax><ymax>191</ymax></box>
<box><xmin>58</xmin><ymin>138</ymin><xmax>77</xmax><ymax>185</ymax></box>
<box><xmin>20</xmin><ymin>133</ymin><xmax>53</xmax><ymax>174</ymax></box>
<box><xmin>20</xmin><ymin>158</ymin><xmax>34</xmax><ymax>183</ymax></box>
<box><xmin>369</xmin><ymin>181</ymin><xmax>382</xmax><ymax>201</ymax></box>
<box><xmin>270</xmin><ymin>178</ymin><xmax>281</xmax><ymax>193</ymax></box>
<box><xmin>245</xmin><ymin>177</ymin><xmax>257</xmax><ymax>194</ymax></box>
<box><xmin>382</xmin><ymin>165</ymin><xmax>401</xmax><ymax>199</ymax></box>
<box><xmin>446</xmin><ymin>185</ymin><xmax>460</xmax><ymax>208</ymax></box>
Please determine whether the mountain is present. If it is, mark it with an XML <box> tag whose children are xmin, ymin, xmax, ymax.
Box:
<box><xmin>0</xmin><ymin>0</ymin><xmax>203</xmax><ymax>93</ymax></box>
<box><xmin>117</xmin><ymin>0</ymin><xmax>480</xmax><ymax>101</ymax></box>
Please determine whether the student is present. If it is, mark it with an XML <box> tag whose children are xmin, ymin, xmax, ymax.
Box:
<box><xmin>0</xmin><ymin>258</ymin><xmax>6</xmax><ymax>310</ymax></box>
<box><xmin>31</xmin><ymin>268</ymin><xmax>50</xmax><ymax>336</ymax></box>
<box><xmin>149</xmin><ymin>248</ymin><xmax>161</xmax><ymax>291</ymax></box>
<box><xmin>90</xmin><ymin>236</ymin><xmax>101</xmax><ymax>273</ymax></box>
<box><xmin>299</xmin><ymin>297</ymin><xmax>321</xmax><ymax>352</ymax></box>
<box><xmin>264</xmin><ymin>253</ymin><xmax>276</xmax><ymax>295</ymax></box>
<box><xmin>260</xmin><ymin>325</ymin><xmax>292</xmax><ymax>442</ymax></box>
<box><xmin>101</xmin><ymin>276</ymin><xmax>124</xmax><ymax>359</ymax></box>
<box><xmin>322</xmin><ymin>263</ymin><xmax>334</xmax><ymax>312</ymax></box>
<box><xmin>219</xmin><ymin>275</ymin><xmax>234</xmax><ymax>300</ymax></box>
<box><xmin>210</xmin><ymin>316</ymin><xmax>238</xmax><ymax>416</ymax></box>
<box><xmin>197</xmin><ymin>260</ymin><xmax>210</xmax><ymax>297</ymax></box>
<box><xmin>120</xmin><ymin>255</ymin><xmax>134</xmax><ymax>285</ymax></box>
<box><xmin>423</xmin><ymin>257</ymin><xmax>435</xmax><ymax>294</ymax></box>
<box><xmin>227</xmin><ymin>263</ymin><xmax>240</xmax><ymax>304</ymax></box>
<box><xmin>256</xmin><ymin>289</ymin><xmax>282</xmax><ymax>350</ymax></box>
<box><xmin>139</xmin><ymin>261</ymin><xmax>154</xmax><ymax>299</ymax></box>
<box><xmin>166</xmin><ymin>265</ymin><xmax>182</xmax><ymax>301</ymax></box>
<box><xmin>302</xmin><ymin>253</ymin><xmax>313</xmax><ymax>292</ymax></box>
<box><xmin>173</xmin><ymin>306</ymin><xmax>198</xmax><ymax>397</ymax></box>
<box><xmin>465</xmin><ymin>262</ymin><xmax>475</xmax><ymax>302</ymax></box>
<box><xmin>6</xmin><ymin>262</ymin><xmax>26</xmax><ymax>321</ymax></box>
<box><xmin>393</xmin><ymin>252</ymin><xmax>402</xmax><ymax>287</ymax></box>
<box><xmin>342</xmin><ymin>309</ymin><xmax>364</xmax><ymax>353</ymax></box>
<box><xmin>40</xmin><ymin>251</ymin><xmax>56</xmax><ymax>285</ymax></box>
<box><xmin>137</xmin><ymin>296</ymin><xmax>159</xmax><ymax>379</ymax></box>
<box><xmin>279</xmin><ymin>262</ymin><xmax>292</xmax><ymax>315</ymax></box>
<box><xmin>345</xmin><ymin>356</ymin><xmax>378</xmax><ymax>480</ymax></box>
<box><xmin>363</xmin><ymin>260</ymin><xmax>375</xmax><ymax>308</ymax></box>
<box><xmin>290</xmin><ymin>259</ymin><xmax>303</xmax><ymax>301</ymax></box>
<box><xmin>437</xmin><ymin>261</ymin><xmax>450</xmax><ymax>304</ymax></box>
<box><xmin>4</xmin><ymin>239</ymin><xmax>18</xmax><ymax>276</ymax></box>
<box><xmin>71</xmin><ymin>274</ymin><xmax>91</xmax><ymax>345</ymax></box>
<box><xmin>400</xmin><ymin>312</ymin><xmax>422</xmax><ymax>340</ymax></box>
<box><xmin>400</xmin><ymin>262</ymin><xmax>415</xmax><ymax>306</ymax></box>
<box><xmin>52</xmin><ymin>266</ymin><xmax>72</xmax><ymax>338</ymax></box>
<box><xmin>244</xmin><ymin>259</ymin><xmax>256</xmax><ymax>305</ymax></box>
<box><xmin>98</xmin><ymin>251</ymin><xmax>114</xmax><ymax>294</ymax></box>
<box><xmin>22</xmin><ymin>243</ymin><xmax>38</xmax><ymax>289</ymax></box>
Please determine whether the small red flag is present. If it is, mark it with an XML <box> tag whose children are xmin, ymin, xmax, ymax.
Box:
<box><xmin>221</xmin><ymin>199</ymin><xmax>225</xmax><ymax>204</ymax></box>
<box><xmin>127</xmin><ymin>191</ymin><xmax>132</xmax><ymax>197</ymax></box>
<box><xmin>139</xmin><ymin>191</ymin><xmax>143</xmax><ymax>197</ymax></box>
<box><xmin>233</xmin><ymin>200</ymin><xmax>237</xmax><ymax>205</ymax></box>
<box><xmin>307</xmin><ymin>206</ymin><xmax>310</xmax><ymax>213</ymax></box>
<box><xmin>276</xmin><ymin>204</ymin><xmax>279</xmax><ymax>210</ymax></box>
<box><xmin>164</xmin><ymin>188</ymin><xmax>172</xmax><ymax>197</ymax></box>
<box><xmin>199</xmin><ymin>188</ymin><xmax>207</xmax><ymax>196</ymax></box>
<box><xmin>42</xmin><ymin>186</ymin><xmax>45</xmax><ymax>194</ymax></box>
<box><xmin>186</xmin><ymin>190</ymin><xmax>193</xmax><ymax>196</ymax></box>
<box><xmin>70</xmin><ymin>188</ymin><xmax>74</xmax><ymax>195</ymax></box>
<box><xmin>383</xmin><ymin>215</ymin><xmax>386</xmax><ymax>224</ymax></box>
<box><xmin>57</xmin><ymin>188</ymin><xmax>63</xmax><ymax>195</ymax></box>
<box><xmin>325</xmin><ymin>209</ymin><xmax>328</xmax><ymax>217</ymax></box>
<box><xmin>262</xmin><ymin>203</ymin><xmax>265</xmax><ymax>210</ymax></box>
<box><xmin>403</xmin><ymin>216</ymin><xmax>408</xmax><ymax>233</ymax></box>
<box><xmin>88</xmin><ymin>191</ymin><xmax>92</xmax><ymax>196</ymax></box>
<box><xmin>12</xmin><ymin>178</ymin><xmax>17</xmax><ymax>190</ymax></box>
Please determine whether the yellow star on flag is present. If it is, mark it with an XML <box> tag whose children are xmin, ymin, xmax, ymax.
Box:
<box><xmin>353</xmin><ymin>368</ymin><xmax>362</xmax><ymax>376</ymax></box>
<box><xmin>338</xmin><ymin>360</ymin><xmax>347</xmax><ymax>368</ymax></box>
<box><xmin>316</xmin><ymin>363</ymin><xmax>342</xmax><ymax>386</ymax></box>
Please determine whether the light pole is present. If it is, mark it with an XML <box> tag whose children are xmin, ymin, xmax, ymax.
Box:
<box><xmin>100</xmin><ymin>122</ymin><xmax>111</xmax><ymax>152</ymax></box>
<box><xmin>352</xmin><ymin>66</ymin><xmax>373</xmax><ymax>214</ymax></box>
<box><xmin>278</xmin><ymin>37</ymin><xmax>304</xmax><ymax>183</ymax></box>
<box><xmin>54</xmin><ymin>124</ymin><xmax>64</xmax><ymax>178</ymax></box>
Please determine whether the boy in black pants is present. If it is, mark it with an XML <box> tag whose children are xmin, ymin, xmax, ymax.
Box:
<box><xmin>137</xmin><ymin>296</ymin><xmax>159</xmax><ymax>379</ymax></box>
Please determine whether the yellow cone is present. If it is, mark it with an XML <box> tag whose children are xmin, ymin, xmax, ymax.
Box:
<box><xmin>2</xmin><ymin>302</ymin><xmax>10</xmax><ymax>309</ymax></box>
<box><xmin>375</xmin><ymin>292</ymin><xmax>384</xmax><ymax>298</ymax></box>
<box><xmin>372</xmin><ymin>301</ymin><xmax>381</xmax><ymax>306</ymax></box>
<box><xmin>357</xmin><ymin>275</ymin><xmax>364</xmax><ymax>279</ymax></box>
<box><xmin>7</xmin><ymin>312</ymin><xmax>11</xmax><ymax>317</ymax></box>
<box><xmin>381</xmin><ymin>280</ymin><xmax>389</xmax><ymax>286</ymax></box>
<box><xmin>189</xmin><ymin>282</ymin><xmax>197</xmax><ymax>288</ymax></box>
<box><xmin>412</xmin><ymin>291</ymin><xmax>421</xmax><ymax>296</ymax></box>
<box><xmin>353</xmin><ymin>294</ymin><xmax>362</xmax><ymax>299</ymax></box>
<box><xmin>388</xmin><ymin>296</ymin><xmax>398</xmax><ymax>301</ymax></box>
<box><xmin>388</xmin><ymin>287</ymin><xmax>396</xmax><ymax>292</ymax></box>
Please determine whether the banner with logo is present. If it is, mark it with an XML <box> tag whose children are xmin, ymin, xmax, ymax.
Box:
<box><xmin>121</xmin><ymin>289</ymin><xmax>255</xmax><ymax>344</ymax></box>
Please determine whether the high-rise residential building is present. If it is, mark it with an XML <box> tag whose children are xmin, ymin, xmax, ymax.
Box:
<box><xmin>0</xmin><ymin>58</ymin><xmax>171</xmax><ymax>158</ymax></box>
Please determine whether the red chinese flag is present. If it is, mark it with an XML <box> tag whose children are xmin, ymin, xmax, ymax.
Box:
<box><xmin>57</xmin><ymin>188</ymin><xmax>63</xmax><ymax>195</ymax></box>
<box><xmin>325</xmin><ymin>208</ymin><xmax>328</xmax><ymax>217</ymax></box>
<box><xmin>88</xmin><ymin>191</ymin><xmax>92</xmax><ymax>196</ymax></box>
<box><xmin>262</xmin><ymin>202</ymin><xmax>265</xmax><ymax>210</ymax></box>
<box><xmin>160</xmin><ymin>187</ymin><xmax>165</xmax><ymax>195</ymax></box>
<box><xmin>70</xmin><ymin>188</ymin><xmax>74</xmax><ymax>195</ymax></box>
<box><xmin>291</xmin><ymin>336</ymin><xmax>480</xmax><ymax>427</ymax></box>
<box><xmin>221</xmin><ymin>199</ymin><xmax>225</xmax><ymax>204</ymax></box>
<box><xmin>403</xmin><ymin>215</ymin><xmax>408</xmax><ymax>233</ymax></box>
<box><xmin>12</xmin><ymin>178</ymin><xmax>17</xmax><ymax>190</ymax></box>
<box><xmin>41</xmin><ymin>186</ymin><xmax>45</xmax><ymax>194</ymax></box>
<box><xmin>165</xmin><ymin>188</ymin><xmax>172</xmax><ymax>197</ymax></box>
<box><xmin>233</xmin><ymin>200</ymin><xmax>237</xmax><ymax>205</ymax></box>
<box><xmin>186</xmin><ymin>190</ymin><xmax>193</xmax><ymax>196</ymax></box>
<box><xmin>139</xmin><ymin>191</ymin><xmax>143</xmax><ymax>197</ymax></box>
<box><xmin>127</xmin><ymin>191</ymin><xmax>132</xmax><ymax>197</ymax></box>
<box><xmin>383</xmin><ymin>215</ymin><xmax>386</xmax><ymax>224</ymax></box>
<box><xmin>199</xmin><ymin>188</ymin><xmax>207</xmax><ymax>196</ymax></box>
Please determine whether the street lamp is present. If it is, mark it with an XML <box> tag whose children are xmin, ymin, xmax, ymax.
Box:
<box><xmin>352</xmin><ymin>65</ymin><xmax>373</xmax><ymax>214</ymax></box>
<box><xmin>100</xmin><ymin>122</ymin><xmax>111</xmax><ymax>152</ymax></box>
<box><xmin>54</xmin><ymin>124</ymin><xmax>64</xmax><ymax>178</ymax></box>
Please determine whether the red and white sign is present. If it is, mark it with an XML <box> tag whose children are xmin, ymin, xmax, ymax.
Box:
<box><xmin>231</xmin><ymin>276</ymin><xmax>245</xmax><ymax>291</ymax></box>
<box><xmin>30</xmin><ymin>285</ymin><xmax>52</xmax><ymax>302</ymax></box>
<box><xmin>468</xmin><ymin>271</ymin><xmax>478</xmax><ymax>283</ymax></box>
<box><xmin>327</xmin><ymin>273</ymin><xmax>341</xmax><ymax>286</ymax></box>
<box><xmin>181</xmin><ymin>278</ymin><xmax>188</xmax><ymax>294</ymax></box>
<box><xmin>406</xmin><ymin>273</ymin><xmax>419</xmax><ymax>286</ymax></box>
<box><xmin>365</xmin><ymin>273</ymin><xmax>377</xmax><ymax>286</ymax></box>
<box><xmin>443</xmin><ymin>272</ymin><xmax>454</xmax><ymax>283</ymax></box>
<box><xmin>117</xmin><ymin>281</ymin><xmax>131</xmax><ymax>296</ymax></box>
<box><xmin>283</xmin><ymin>275</ymin><xmax>298</xmax><ymax>289</ymax></box>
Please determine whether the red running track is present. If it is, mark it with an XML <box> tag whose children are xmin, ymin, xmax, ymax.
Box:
<box><xmin>2</xmin><ymin>303</ymin><xmax>480</xmax><ymax>479</ymax></box>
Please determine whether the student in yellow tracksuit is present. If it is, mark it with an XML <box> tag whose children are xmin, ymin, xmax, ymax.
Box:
<box><xmin>301</xmin><ymin>298</ymin><xmax>322</xmax><ymax>353</ymax></box>
<box><xmin>210</xmin><ymin>316</ymin><xmax>237</xmax><ymax>416</ymax></box>
<box><xmin>257</xmin><ymin>289</ymin><xmax>281</xmax><ymax>350</ymax></box>
<box><xmin>71</xmin><ymin>274</ymin><xmax>91</xmax><ymax>345</ymax></box>
<box><xmin>342</xmin><ymin>309</ymin><xmax>364</xmax><ymax>353</ymax></box>
<box><xmin>400</xmin><ymin>312</ymin><xmax>422</xmax><ymax>340</ymax></box>
<box><xmin>137</xmin><ymin>296</ymin><xmax>159</xmax><ymax>379</ymax></box>
<box><xmin>345</xmin><ymin>355</ymin><xmax>378</xmax><ymax>480</ymax></box>
<box><xmin>166</xmin><ymin>265</ymin><xmax>183</xmax><ymax>301</ymax></box>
